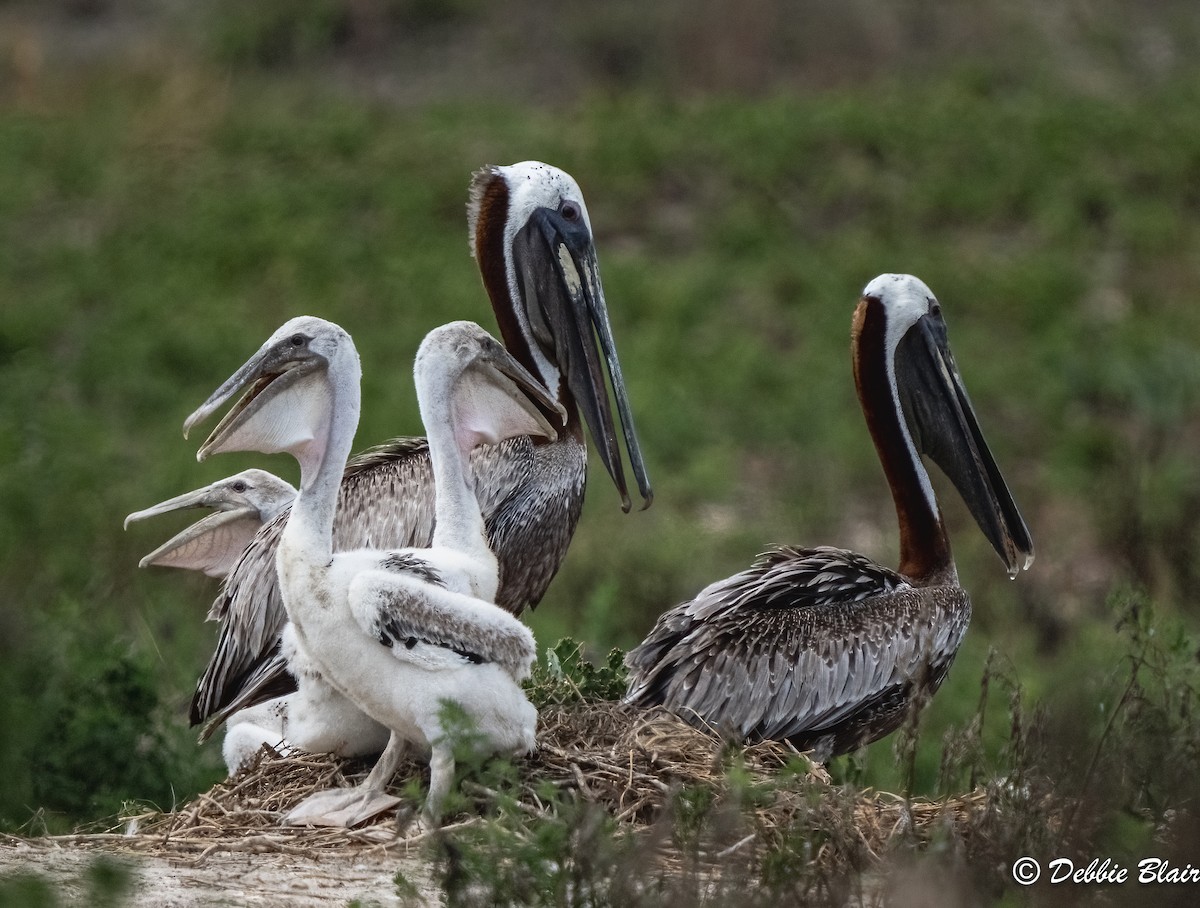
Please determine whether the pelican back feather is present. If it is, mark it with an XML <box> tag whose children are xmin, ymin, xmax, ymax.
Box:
<box><xmin>624</xmin><ymin>546</ymin><xmax>970</xmax><ymax>761</ymax></box>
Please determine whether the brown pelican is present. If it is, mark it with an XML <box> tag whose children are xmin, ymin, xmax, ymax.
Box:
<box><xmin>124</xmin><ymin>469</ymin><xmax>296</xmax><ymax>581</ymax></box>
<box><xmin>186</xmin><ymin>317</ymin><xmax>563</xmax><ymax>827</ymax></box>
<box><xmin>191</xmin><ymin>161</ymin><xmax>653</xmax><ymax>735</ymax></box>
<box><xmin>624</xmin><ymin>273</ymin><xmax>1034</xmax><ymax>761</ymax></box>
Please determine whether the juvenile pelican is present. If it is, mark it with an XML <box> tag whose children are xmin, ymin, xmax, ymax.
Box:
<box><xmin>124</xmin><ymin>470</ymin><xmax>365</xmax><ymax>773</ymax></box>
<box><xmin>217</xmin><ymin>627</ymin><xmax>392</xmax><ymax>777</ymax></box>
<box><xmin>124</xmin><ymin>469</ymin><xmax>296</xmax><ymax>581</ymax></box>
<box><xmin>186</xmin><ymin>317</ymin><xmax>564</xmax><ymax>827</ymax></box>
<box><xmin>625</xmin><ymin>274</ymin><xmax>1034</xmax><ymax>761</ymax></box>
<box><xmin>192</xmin><ymin>162</ymin><xmax>652</xmax><ymax>736</ymax></box>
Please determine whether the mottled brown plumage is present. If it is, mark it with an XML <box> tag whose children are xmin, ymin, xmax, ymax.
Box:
<box><xmin>625</xmin><ymin>547</ymin><xmax>969</xmax><ymax>760</ymax></box>
<box><xmin>626</xmin><ymin>274</ymin><xmax>1032</xmax><ymax>760</ymax></box>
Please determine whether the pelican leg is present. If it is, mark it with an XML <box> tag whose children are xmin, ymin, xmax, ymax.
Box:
<box><xmin>359</xmin><ymin>731</ymin><xmax>409</xmax><ymax>791</ymax></box>
<box><xmin>421</xmin><ymin>742</ymin><xmax>455</xmax><ymax>828</ymax></box>
<box><xmin>284</xmin><ymin>733</ymin><xmax>408</xmax><ymax>828</ymax></box>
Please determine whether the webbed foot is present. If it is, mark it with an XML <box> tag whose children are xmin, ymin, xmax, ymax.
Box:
<box><xmin>284</xmin><ymin>786</ymin><xmax>402</xmax><ymax>828</ymax></box>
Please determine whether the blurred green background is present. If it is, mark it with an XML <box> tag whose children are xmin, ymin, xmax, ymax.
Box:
<box><xmin>2</xmin><ymin>0</ymin><xmax>1200</xmax><ymax>831</ymax></box>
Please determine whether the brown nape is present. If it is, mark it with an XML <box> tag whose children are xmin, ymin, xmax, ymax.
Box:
<box><xmin>852</xmin><ymin>296</ymin><xmax>953</xmax><ymax>585</ymax></box>
<box><xmin>472</xmin><ymin>172</ymin><xmax>586</xmax><ymax>439</ymax></box>
<box><xmin>471</xmin><ymin>173</ymin><xmax>536</xmax><ymax>381</ymax></box>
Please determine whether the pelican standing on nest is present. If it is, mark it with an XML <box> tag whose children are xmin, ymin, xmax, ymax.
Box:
<box><xmin>625</xmin><ymin>274</ymin><xmax>1034</xmax><ymax>761</ymax></box>
<box><xmin>124</xmin><ymin>469</ymin><xmax>296</xmax><ymax>581</ymax></box>
<box><xmin>191</xmin><ymin>163</ymin><xmax>653</xmax><ymax>745</ymax></box>
<box><xmin>185</xmin><ymin>317</ymin><xmax>565</xmax><ymax>827</ymax></box>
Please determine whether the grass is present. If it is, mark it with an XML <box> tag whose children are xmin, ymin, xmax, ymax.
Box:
<box><xmin>1</xmin><ymin>3</ymin><xmax>1200</xmax><ymax>900</ymax></box>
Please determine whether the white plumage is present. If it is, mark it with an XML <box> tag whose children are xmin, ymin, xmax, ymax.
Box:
<box><xmin>185</xmin><ymin>316</ymin><xmax>564</xmax><ymax>827</ymax></box>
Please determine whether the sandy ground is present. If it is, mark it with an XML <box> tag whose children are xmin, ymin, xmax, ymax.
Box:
<box><xmin>0</xmin><ymin>839</ymin><xmax>441</xmax><ymax>907</ymax></box>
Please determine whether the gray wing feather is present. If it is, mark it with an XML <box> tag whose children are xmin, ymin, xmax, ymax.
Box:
<box><xmin>625</xmin><ymin>546</ymin><xmax>970</xmax><ymax>758</ymax></box>
<box><xmin>361</xmin><ymin>572</ymin><xmax>537</xmax><ymax>681</ymax></box>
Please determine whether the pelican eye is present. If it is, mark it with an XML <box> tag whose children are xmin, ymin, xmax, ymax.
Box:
<box><xmin>290</xmin><ymin>334</ymin><xmax>306</xmax><ymax>347</ymax></box>
<box><xmin>231</xmin><ymin>481</ymin><xmax>247</xmax><ymax>493</ymax></box>
<box><xmin>560</xmin><ymin>200</ymin><xmax>581</xmax><ymax>222</ymax></box>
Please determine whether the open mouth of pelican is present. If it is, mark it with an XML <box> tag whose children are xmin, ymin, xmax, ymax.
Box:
<box><xmin>489</xmin><ymin>354</ymin><xmax>567</xmax><ymax>437</ymax></box>
<box><xmin>453</xmin><ymin>352</ymin><xmax>567</xmax><ymax>455</ymax></box>
<box><xmin>216</xmin><ymin>368</ymin><xmax>292</xmax><ymax>433</ymax></box>
<box><xmin>135</xmin><ymin>504</ymin><xmax>263</xmax><ymax>576</ymax></box>
<box><xmin>185</xmin><ymin>342</ymin><xmax>327</xmax><ymax>462</ymax></box>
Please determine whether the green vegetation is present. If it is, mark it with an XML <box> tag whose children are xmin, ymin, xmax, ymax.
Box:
<box><xmin>1</xmin><ymin>0</ymin><xmax>1200</xmax><ymax>900</ymax></box>
<box><xmin>0</xmin><ymin>855</ymin><xmax>132</xmax><ymax>908</ymax></box>
<box><xmin>528</xmin><ymin>639</ymin><xmax>628</xmax><ymax>706</ymax></box>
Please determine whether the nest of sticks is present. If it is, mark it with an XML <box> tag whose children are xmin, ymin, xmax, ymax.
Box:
<box><xmin>67</xmin><ymin>700</ymin><xmax>997</xmax><ymax>870</ymax></box>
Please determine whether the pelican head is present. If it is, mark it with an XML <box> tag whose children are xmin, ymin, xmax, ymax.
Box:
<box><xmin>414</xmin><ymin>320</ymin><xmax>567</xmax><ymax>462</ymax></box>
<box><xmin>124</xmin><ymin>469</ymin><xmax>296</xmax><ymax>576</ymax></box>
<box><xmin>124</xmin><ymin>469</ymin><xmax>295</xmax><ymax>531</ymax></box>
<box><xmin>468</xmin><ymin>161</ymin><xmax>652</xmax><ymax>512</ymax></box>
<box><xmin>183</xmin><ymin>316</ymin><xmax>357</xmax><ymax>470</ymax></box>
<box><xmin>856</xmin><ymin>273</ymin><xmax>1035</xmax><ymax>579</ymax></box>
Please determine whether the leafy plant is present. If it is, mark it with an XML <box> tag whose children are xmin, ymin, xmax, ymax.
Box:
<box><xmin>527</xmin><ymin>639</ymin><xmax>629</xmax><ymax>707</ymax></box>
<box><xmin>1062</xmin><ymin>592</ymin><xmax>1200</xmax><ymax>836</ymax></box>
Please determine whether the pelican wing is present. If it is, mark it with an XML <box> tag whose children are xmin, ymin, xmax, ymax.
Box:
<box><xmin>191</xmin><ymin>434</ymin><xmax>584</xmax><ymax>726</ymax></box>
<box><xmin>625</xmin><ymin>546</ymin><xmax>970</xmax><ymax>757</ymax></box>
<box><xmin>350</xmin><ymin>560</ymin><xmax>536</xmax><ymax>682</ymax></box>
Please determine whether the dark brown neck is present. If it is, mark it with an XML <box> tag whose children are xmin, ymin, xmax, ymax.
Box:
<box><xmin>852</xmin><ymin>297</ymin><xmax>953</xmax><ymax>584</ymax></box>
<box><xmin>474</xmin><ymin>172</ymin><xmax>583</xmax><ymax>444</ymax></box>
<box><xmin>473</xmin><ymin>174</ymin><xmax>537</xmax><ymax>379</ymax></box>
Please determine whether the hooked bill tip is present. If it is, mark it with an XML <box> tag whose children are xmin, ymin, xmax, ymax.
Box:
<box><xmin>1006</xmin><ymin>551</ymin><xmax>1035</xmax><ymax>579</ymax></box>
<box><xmin>182</xmin><ymin>412</ymin><xmax>202</xmax><ymax>441</ymax></box>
